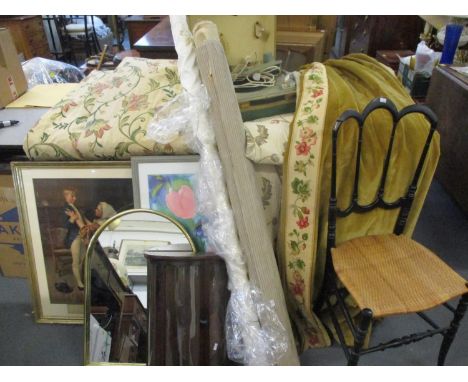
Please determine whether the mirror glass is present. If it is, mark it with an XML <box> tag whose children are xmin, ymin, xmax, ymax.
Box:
<box><xmin>84</xmin><ymin>209</ymin><xmax>195</xmax><ymax>365</ymax></box>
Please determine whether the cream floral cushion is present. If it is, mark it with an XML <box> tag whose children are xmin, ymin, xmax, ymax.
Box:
<box><xmin>254</xmin><ymin>163</ymin><xmax>282</xmax><ymax>243</ymax></box>
<box><xmin>244</xmin><ymin>113</ymin><xmax>293</xmax><ymax>166</ymax></box>
<box><xmin>24</xmin><ymin>57</ymin><xmax>191</xmax><ymax>160</ymax></box>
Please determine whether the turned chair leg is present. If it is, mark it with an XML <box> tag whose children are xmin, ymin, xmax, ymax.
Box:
<box><xmin>348</xmin><ymin>308</ymin><xmax>373</xmax><ymax>366</ymax></box>
<box><xmin>437</xmin><ymin>293</ymin><xmax>468</xmax><ymax>366</ymax></box>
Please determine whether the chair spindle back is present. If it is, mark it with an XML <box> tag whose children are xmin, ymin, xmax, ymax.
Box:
<box><xmin>326</xmin><ymin>97</ymin><xmax>438</xmax><ymax>255</ymax></box>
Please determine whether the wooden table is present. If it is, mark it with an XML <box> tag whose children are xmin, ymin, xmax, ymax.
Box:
<box><xmin>134</xmin><ymin>17</ymin><xmax>177</xmax><ymax>59</ymax></box>
<box><xmin>0</xmin><ymin>107</ymin><xmax>49</xmax><ymax>158</ymax></box>
<box><xmin>124</xmin><ymin>15</ymin><xmax>164</xmax><ymax>48</ymax></box>
<box><xmin>426</xmin><ymin>65</ymin><xmax>468</xmax><ymax>214</ymax></box>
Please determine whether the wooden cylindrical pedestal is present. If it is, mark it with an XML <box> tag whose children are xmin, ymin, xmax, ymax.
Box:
<box><xmin>146</xmin><ymin>253</ymin><xmax>229</xmax><ymax>365</ymax></box>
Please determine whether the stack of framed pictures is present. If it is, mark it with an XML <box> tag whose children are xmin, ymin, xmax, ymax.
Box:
<box><xmin>12</xmin><ymin>155</ymin><xmax>205</xmax><ymax>324</ymax></box>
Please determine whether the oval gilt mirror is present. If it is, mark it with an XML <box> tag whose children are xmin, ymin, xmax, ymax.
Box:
<box><xmin>83</xmin><ymin>208</ymin><xmax>195</xmax><ymax>365</ymax></box>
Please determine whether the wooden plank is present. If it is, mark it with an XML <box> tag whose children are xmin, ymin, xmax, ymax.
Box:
<box><xmin>276</xmin><ymin>30</ymin><xmax>325</xmax><ymax>45</ymax></box>
<box><xmin>276</xmin><ymin>15</ymin><xmax>318</xmax><ymax>32</ymax></box>
<box><xmin>317</xmin><ymin>16</ymin><xmax>338</xmax><ymax>60</ymax></box>
<box><xmin>193</xmin><ymin>25</ymin><xmax>300</xmax><ymax>366</ymax></box>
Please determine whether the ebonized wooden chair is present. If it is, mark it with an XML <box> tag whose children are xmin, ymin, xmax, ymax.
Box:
<box><xmin>53</xmin><ymin>15</ymin><xmax>101</xmax><ymax>63</ymax></box>
<box><xmin>319</xmin><ymin>97</ymin><xmax>468</xmax><ymax>365</ymax></box>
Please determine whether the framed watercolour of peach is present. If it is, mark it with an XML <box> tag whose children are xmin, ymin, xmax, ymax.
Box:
<box><xmin>131</xmin><ymin>155</ymin><xmax>207</xmax><ymax>252</ymax></box>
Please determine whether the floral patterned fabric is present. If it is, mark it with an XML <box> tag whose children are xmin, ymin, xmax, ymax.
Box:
<box><xmin>253</xmin><ymin>163</ymin><xmax>282</xmax><ymax>243</ymax></box>
<box><xmin>244</xmin><ymin>113</ymin><xmax>293</xmax><ymax>165</ymax></box>
<box><xmin>24</xmin><ymin>57</ymin><xmax>192</xmax><ymax>160</ymax></box>
<box><xmin>278</xmin><ymin>63</ymin><xmax>331</xmax><ymax>349</ymax></box>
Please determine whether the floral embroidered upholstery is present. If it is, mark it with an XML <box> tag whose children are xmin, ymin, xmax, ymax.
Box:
<box><xmin>243</xmin><ymin>115</ymin><xmax>293</xmax><ymax>244</ymax></box>
<box><xmin>244</xmin><ymin>113</ymin><xmax>293</xmax><ymax>165</ymax></box>
<box><xmin>253</xmin><ymin>164</ymin><xmax>282</xmax><ymax>243</ymax></box>
<box><xmin>24</xmin><ymin>57</ymin><xmax>192</xmax><ymax>160</ymax></box>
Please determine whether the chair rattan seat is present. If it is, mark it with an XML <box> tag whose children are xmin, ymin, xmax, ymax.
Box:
<box><xmin>332</xmin><ymin>234</ymin><xmax>468</xmax><ymax>318</ymax></box>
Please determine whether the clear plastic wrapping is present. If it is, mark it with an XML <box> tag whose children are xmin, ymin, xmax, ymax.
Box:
<box><xmin>22</xmin><ymin>57</ymin><xmax>84</xmax><ymax>88</ymax></box>
<box><xmin>146</xmin><ymin>88</ymin><xmax>210</xmax><ymax>150</ymax></box>
<box><xmin>196</xmin><ymin>139</ymin><xmax>289</xmax><ymax>365</ymax></box>
<box><xmin>226</xmin><ymin>286</ymin><xmax>289</xmax><ymax>365</ymax></box>
<box><xmin>414</xmin><ymin>41</ymin><xmax>440</xmax><ymax>75</ymax></box>
<box><xmin>147</xmin><ymin>78</ymin><xmax>289</xmax><ymax>365</ymax></box>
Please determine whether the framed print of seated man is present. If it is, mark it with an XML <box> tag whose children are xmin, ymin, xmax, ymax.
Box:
<box><xmin>33</xmin><ymin>177</ymin><xmax>132</xmax><ymax>305</ymax></box>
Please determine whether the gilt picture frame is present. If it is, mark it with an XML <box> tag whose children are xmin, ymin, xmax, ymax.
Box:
<box><xmin>12</xmin><ymin>161</ymin><xmax>133</xmax><ymax>324</ymax></box>
<box><xmin>118</xmin><ymin>238</ymin><xmax>170</xmax><ymax>276</ymax></box>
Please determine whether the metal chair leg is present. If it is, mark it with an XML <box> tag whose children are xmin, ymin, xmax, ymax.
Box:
<box><xmin>437</xmin><ymin>293</ymin><xmax>468</xmax><ymax>366</ymax></box>
<box><xmin>348</xmin><ymin>308</ymin><xmax>373</xmax><ymax>366</ymax></box>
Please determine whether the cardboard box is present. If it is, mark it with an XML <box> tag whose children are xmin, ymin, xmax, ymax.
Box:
<box><xmin>0</xmin><ymin>245</ymin><xmax>26</xmax><ymax>278</ymax></box>
<box><xmin>0</xmin><ymin>28</ymin><xmax>27</xmax><ymax>108</ymax></box>
<box><xmin>397</xmin><ymin>55</ymin><xmax>431</xmax><ymax>99</ymax></box>
<box><xmin>0</xmin><ymin>174</ymin><xmax>27</xmax><ymax>278</ymax></box>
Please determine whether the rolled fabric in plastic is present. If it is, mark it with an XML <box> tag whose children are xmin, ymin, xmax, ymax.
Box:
<box><xmin>169</xmin><ymin>15</ymin><xmax>288</xmax><ymax>365</ymax></box>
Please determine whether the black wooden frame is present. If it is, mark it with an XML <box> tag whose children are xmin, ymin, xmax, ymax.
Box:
<box><xmin>317</xmin><ymin>97</ymin><xmax>468</xmax><ymax>365</ymax></box>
